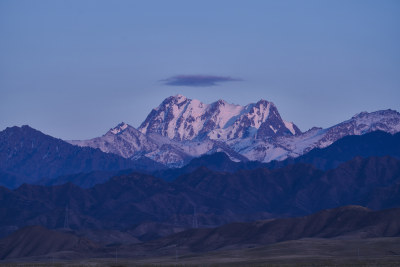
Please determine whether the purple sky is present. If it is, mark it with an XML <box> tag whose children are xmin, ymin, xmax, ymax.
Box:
<box><xmin>1</xmin><ymin>0</ymin><xmax>399</xmax><ymax>139</ymax></box>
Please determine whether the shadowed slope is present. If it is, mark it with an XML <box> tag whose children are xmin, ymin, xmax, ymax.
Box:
<box><xmin>0</xmin><ymin>125</ymin><xmax>164</xmax><ymax>188</ymax></box>
<box><xmin>0</xmin><ymin>226</ymin><xmax>99</xmax><ymax>260</ymax></box>
<box><xmin>138</xmin><ymin>206</ymin><xmax>400</xmax><ymax>253</ymax></box>
<box><xmin>0</xmin><ymin>156</ymin><xmax>400</xmax><ymax>240</ymax></box>
<box><xmin>1</xmin><ymin>206</ymin><xmax>400</xmax><ymax>261</ymax></box>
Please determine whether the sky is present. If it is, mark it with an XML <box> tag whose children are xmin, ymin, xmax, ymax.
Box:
<box><xmin>1</xmin><ymin>0</ymin><xmax>399</xmax><ymax>140</ymax></box>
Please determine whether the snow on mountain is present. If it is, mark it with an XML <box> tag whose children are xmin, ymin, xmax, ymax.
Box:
<box><xmin>69</xmin><ymin>122</ymin><xmax>158</xmax><ymax>159</ymax></box>
<box><xmin>237</xmin><ymin>109</ymin><xmax>400</xmax><ymax>162</ymax></box>
<box><xmin>67</xmin><ymin>95</ymin><xmax>400</xmax><ymax>167</ymax></box>
<box><xmin>139</xmin><ymin>95</ymin><xmax>245</xmax><ymax>140</ymax></box>
<box><xmin>232</xmin><ymin>127</ymin><xmax>326</xmax><ymax>162</ymax></box>
<box><xmin>68</xmin><ymin>121</ymin><xmax>245</xmax><ymax>167</ymax></box>
<box><xmin>283</xmin><ymin>120</ymin><xmax>298</xmax><ymax>135</ymax></box>
<box><xmin>139</xmin><ymin>95</ymin><xmax>300</xmax><ymax>142</ymax></box>
<box><xmin>316</xmin><ymin>109</ymin><xmax>400</xmax><ymax>148</ymax></box>
<box><xmin>209</xmin><ymin>100</ymin><xmax>302</xmax><ymax>141</ymax></box>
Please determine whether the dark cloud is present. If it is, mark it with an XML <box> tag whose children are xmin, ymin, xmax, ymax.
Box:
<box><xmin>161</xmin><ymin>75</ymin><xmax>242</xmax><ymax>87</ymax></box>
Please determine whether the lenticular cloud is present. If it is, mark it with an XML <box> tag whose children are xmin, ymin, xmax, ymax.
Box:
<box><xmin>161</xmin><ymin>75</ymin><xmax>242</xmax><ymax>87</ymax></box>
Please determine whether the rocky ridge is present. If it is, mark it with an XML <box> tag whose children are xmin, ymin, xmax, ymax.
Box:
<box><xmin>68</xmin><ymin>95</ymin><xmax>400</xmax><ymax>166</ymax></box>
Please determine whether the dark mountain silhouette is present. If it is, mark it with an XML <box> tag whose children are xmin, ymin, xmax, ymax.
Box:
<box><xmin>139</xmin><ymin>206</ymin><xmax>400</xmax><ymax>253</ymax></box>
<box><xmin>1</xmin><ymin>206</ymin><xmax>399</xmax><ymax>260</ymax></box>
<box><xmin>153</xmin><ymin>152</ymin><xmax>267</xmax><ymax>181</ymax></box>
<box><xmin>0</xmin><ymin>125</ymin><xmax>164</xmax><ymax>188</ymax></box>
<box><xmin>38</xmin><ymin>169</ymin><xmax>139</xmax><ymax>188</ymax></box>
<box><xmin>0</xmin><ymin>226</ymin><xmax>99</xmax><ymax>260</ymax></box>
<box><xmin>0</xmin><ymin>170</ymin><xmax>28</xmax><ymax>189</ymax></box>
<box><xmin>175</xmin><ymin>156</ymin><xmax>400</xmax><ymax>216</ymax></box>
<box><xmin>1</xmin><ymin>156</ymin><xmax>400</xmax><ymax>240</ymax></box>
<box><xmin>39</xmin><ymin>152</ymin><xmax>260</xmax><ymax>187</ymax></box>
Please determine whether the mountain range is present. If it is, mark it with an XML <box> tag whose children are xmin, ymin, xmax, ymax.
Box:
<box><xmin>1</xmin><ymin>155</ymin><xmax>400</xmax><ymax>241</ymax></box>
<box><xmin>2</xmin><ymin>95</ymin><xmax>400</xmax><ymax>263</ymax></box>
<box><xmin>1</xmin><ymin>205</ymin><xmax>399</xmax><ymax>261</ymax></box>
<box><xmin>69</xmin><ymin>95</ymin><xmax>400</xmax><ymax>166</ymax></box>
<box><xmin>2</xmin><ymin>125</ymin><xmax>400</xmax><ymax>190</ymax></box>
<box><xmin>1</xmin><ymin>95</ymin><xmax>400</xmax><ymax>188</ymax></box>
<box><xmin>139</xmin><ymin>205</ymin><xmax>400</xmax><ymax>253</ymax></box>
<box><xmin>35</xmin><ymin>130</ymin><xmax>400</xmax><ymax>187</ymax></box>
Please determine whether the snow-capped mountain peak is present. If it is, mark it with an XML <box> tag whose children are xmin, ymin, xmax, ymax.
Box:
<box><xmin>245</xmin><ymin>100</ymin><xmax>273</xmax><ymax>128</ymax></box>
<box><xmin>139</xmin><ymin>95</ymin><xmax>300</xmax><ymax>141</ymax></box>
<box><xmin>67</xmin><ymin>96</ymin><xmax>400</xmax><ymax>168</ymax></box>
<box><xmin>208</xmin><ymin>99</ymin><xmax>301</xmax><ymax>141</ymax></box>
<box><xmin>139</xmin><ymin>95</ymin><xmax>207</xmax><ymax>140</ymax></box>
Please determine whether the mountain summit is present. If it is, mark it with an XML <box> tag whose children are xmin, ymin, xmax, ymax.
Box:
<box><xmin>138</xmin><ymin>95</ymin><xmax>300</xmax><ymax>141</ymax></box>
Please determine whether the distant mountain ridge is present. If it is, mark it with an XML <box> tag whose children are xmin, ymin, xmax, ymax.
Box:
<box><xmin>2</xmin><ymin>97</ymin><xmax>400</xmax><ymax>262</ymax></box>
<box><xmin>70</xmin><ymin>122</ymin><xmax>158</xmax><ymax>159</ymax></box>
<box><xmin>0</xmin><ymin>125</ymin><xmax>164</xmax><ymax>188</ymax></box>
<box><xmin>1</xmin><ymin>155</ymin><xmax>400</xmax><ymax>240</ymax></box>
<box><xmin>68</xmin><ymin>95</ymin><xmax>400</xmax><ymax>166</ymax></box>
<box><xmin>35</xmin><ymin>130</ymin><xmax>400</xmax><ymax>187</ymax></box>
<box><xmin>1</xmin><ymin>205</ymin><xmax>399</xmax><ymax>260</ymax></box>
<box><xmin>141</xmin><ymin>205</ymin><xmax>400</xmax><ymax>253</ymax></box>
<box><xmin>2</xmin><ymin>96</ymin><xmax>400</xmax><ymax>187</ymax></box>
<box><xmin>0</xmin><ymin>226</ymin><xmax>99</xmax><ymax>260</ymax></box>
<box><xmin>267</xmin><ymin>130</ymin><xmax>400</xmax><ymax>170</ymax></box>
